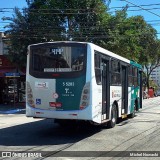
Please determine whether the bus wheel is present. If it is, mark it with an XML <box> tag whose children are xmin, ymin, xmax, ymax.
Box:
<box><xmin>108</xmin><ymin>104</ymin><xmax>117</xmax><ymax>128</ymax></box>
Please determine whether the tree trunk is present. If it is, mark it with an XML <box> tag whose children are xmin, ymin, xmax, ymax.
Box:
<box><xmin>146</xmin><ymin>75</ymin><xmax>150</xmax><ymax>91</ymax></box>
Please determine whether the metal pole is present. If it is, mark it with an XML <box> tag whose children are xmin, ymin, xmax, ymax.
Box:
<box><xmin>13</xmin><ymin>73</ymin><xmax>15</xmax><ymax>107</ymax></box>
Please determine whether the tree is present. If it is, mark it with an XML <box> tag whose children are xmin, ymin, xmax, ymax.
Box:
<box><xmin>140</xmin><ymin>40</ymin><xmax>160</xmax><ymax>89</ymax></box>
<box><xmin>25</xmin><ymin>0</ymin><xmax>110</xmax><ymax>42</ymax></box>
<box><xmin>100</xmin><ymin>7</ymin><xmax>160</xmax><ymax>89</ymax></box>
<box><xmin>136</xmin><ymin>17</ymin><xmax>160</xmax><ymax>89</ymax></box>
<box><xmin>2</xmin><ymin>8</ymin><xmax>29</xmax><ymax>67</ymax></box>
<box><xmin>26</xmin><ymin>0</ymin><xmax>66</xmax><ymax>42</ymax></box>
<box><xmin>67</xmin><ymin>0</ymin><xmax>111</xmax><ymax>42</ymax></box>
<box><xmin>103</xmin><ymin>10</ymin><xmax>148</xmax><ymax>62</ymax></box>
<box><xmin>2</xmin><ymin>0</ymin><xmax>160</xmax><ymax>82</ymax></box>
<box><xmin>2</xmin><ymin>1</ymin><xmax>66</xmax><ymax>67</ymax></box>
<box><xmin>2</xmin><ymin>0</ymin><xmax>110</xmax><ymax>67</ymax></box>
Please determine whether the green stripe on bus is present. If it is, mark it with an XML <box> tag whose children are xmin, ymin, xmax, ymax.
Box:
<box><xmin>56</xmin><ymin>76</ymin><xmax>86</xmax><ymax>110</ymax></box>
<box><xmin>130</xmin><ymin>86</ymin><xmax>140</xmax><ymax>113</ymax></box>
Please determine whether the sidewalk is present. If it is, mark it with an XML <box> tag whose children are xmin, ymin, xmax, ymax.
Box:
<box><xmin>0</xmin><ymin>96</ymin><xmax>159</xmax><ymax>115</ymax></box>
<box><xmin>0</xmin><ymin>103</ymin><xmax>25</xmax><ymax>114</ymax></box>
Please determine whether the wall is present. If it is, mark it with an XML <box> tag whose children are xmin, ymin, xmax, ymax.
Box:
<box><xmin>0</xmin><ymin>32</ymin><xmax>3</xmax><ymax>55</ymax></box>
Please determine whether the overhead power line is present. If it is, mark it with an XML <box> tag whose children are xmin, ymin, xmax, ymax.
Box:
<box><xmin>1</xmin><ymin>3</ymin><xmax>160</xmax><ymax>10</ymax></box>
<box><xmin>110</xmin><ymin>3</ymin><xmax>160</xmax><ymax>9</ymax></box>
<box><xmin>121</xmin><ymin>0</ymin><xmax>160</xmax><ymax>18</ymax></box>
<box><xmin>122</xmin><ymin>7</ymin><xmax>160</xmax><ymax>12</ymax></box>
<box><xmin>21</xmin><ymin>7</ymin><xmax>160</xmax><ymax>14</ymax></box>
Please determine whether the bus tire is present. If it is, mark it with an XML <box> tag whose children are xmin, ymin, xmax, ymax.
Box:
<box><xmin>108</xmin><ymin>104</ymin><xmax>117</xmax><ymax>128</ymax></box>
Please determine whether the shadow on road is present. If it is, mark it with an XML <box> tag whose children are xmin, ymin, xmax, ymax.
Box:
<box><xmin>0</xmin><ymin>119</ymin><xmax>102</xmax><ymax>146</ymax></box>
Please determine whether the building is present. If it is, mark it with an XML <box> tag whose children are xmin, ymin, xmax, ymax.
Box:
<box><xmin>0</xmin><ymin>32</ymin><xmax>4</xmax><ymax>55</ymax></box>
<box><xmin>143</xmin><ymin>65</ymin><xmax>160</xmax><ymax>90</ymax></box>
<box><xmin>150</xmin><ymin>66</ymin><xmax>160</xmax><ymax>87</ymax></box>
<box><xmin>0</xmin><ymin>32</ymin><xmax>26</xmax><ymax>104</ymax></box>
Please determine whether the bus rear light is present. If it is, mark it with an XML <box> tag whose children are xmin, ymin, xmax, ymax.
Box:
<box><xmin>80</xmin><ymin>102</ymin><xmax>88</xmax><ymax>110</ymax></box>
<box><xmin>28</xmin><ymin>100</ymin><xmax>34</xmax><ymax>104</ymax></box>
<box><xmin>82</xmin><ymin>101</ymin><xmax>88</xmax><ymax>106</ymax></box>
<box><xmin>27</xmin><ymin>88</ymin><xmax>32</xmax><ymax>93</ymax></box>
<box><xmin>80</xmin><ymin>106</ymin><xmax>85</xmax><ymax>110</ymax></box>
<box><xmin>82</xmin><ymin>95</ymin><xmax>88</xmax><ymax>100</ymax></box>
<box><xmin>27</xmin><ymin>94</ymin><xmax>33</xmax><ymax>99</ymax></box>
<box><xmin>80</xmin><ymin>82</ymin><xmax>90</xmax><ymax>110</ymax></box>
<box><xmin>83</xmin><ymin>89</ymin><xmax>89</xmax><ymax>94</ymax></box>
<box><xmin>26</xmin><ymin>81</ymin><xmax>35</xmax><ymax>108</ymax></box>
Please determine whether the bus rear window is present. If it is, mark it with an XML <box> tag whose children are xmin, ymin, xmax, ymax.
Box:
<box><xmin>31</xmin><ymin>46</ymin><xmax>85</xmax><ymax>72</ymax></box>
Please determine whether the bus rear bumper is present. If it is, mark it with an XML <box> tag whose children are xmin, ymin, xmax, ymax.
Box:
<box><xmin>26</xmin><ymin>104</ymin><xmax>93</xmax><ymax>121</ymax></box>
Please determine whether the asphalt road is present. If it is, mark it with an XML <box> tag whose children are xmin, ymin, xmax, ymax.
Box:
<box><xmin>0</xmin><ymin>97</ymin><xmax>160</xmax><ymax>160</ymax></box>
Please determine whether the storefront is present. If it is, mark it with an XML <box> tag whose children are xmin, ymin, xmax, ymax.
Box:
<box><xmin>0</xmin><ymin>55</ymin><xmax>26</xmax><ymax>104</ymax></box>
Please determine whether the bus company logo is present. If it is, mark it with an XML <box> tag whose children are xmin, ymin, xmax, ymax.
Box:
<box><xmin>35</xmin><ymin>82</ymin><xmax>48</xmax><ymax>89</ymax></box>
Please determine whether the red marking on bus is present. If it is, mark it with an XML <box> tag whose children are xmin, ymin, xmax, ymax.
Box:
<box><xmin>80</xmin><ymin>106</ymin><xmax>85</xmax><ymax>110</ymax></box>
<box><xmin>49</xmin><ymin>102</ymin><xmax>56</xmax><ymax>107</ymax></box>
<box><xmin>56</xmin><ymin>102</ymin><xmax>62</xmax><ymax>107</ymax></box>
<box><xmin>36</xmin><ymin>112</ymin><xmax>44</xmax><ymax>114</ymax></box>
<box><xmin>49</xmin><ymin>102</ymin><xmax>62</xmax><ymax>107</ymax></box>
<box><xmin>69</xmin><ymin>114</ymin><xmax>77</xmax><ymax>116</ymax></box>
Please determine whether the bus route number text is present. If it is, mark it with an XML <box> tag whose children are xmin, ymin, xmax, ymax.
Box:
<box><xmin>50</xmin><ymin>48</ymin><xmax>63</xmax><ymax>55</ymax></box>
<box><xmin>62</xmin><ymin>82</ymin><xmax>75</xmax><ymax>97</ymax></box>
<box><xmin>63</xmin><ymin>82</ymin><xmax>75</xmax><ymax>87</ymax></box>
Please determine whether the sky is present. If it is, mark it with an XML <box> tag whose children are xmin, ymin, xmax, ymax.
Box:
<box><xmin>0</xmin><ymin>0</ymin><xmax>27</xmax><ymax>31</ymax></box>
<box><xmin>109</xmin><ymin>0</ymin><xmax>160</xmax><ymax>38</ymax></box>
<box><xmin>0</xmin><ymin>0</ymin><xmax>160</xmax><ymax>38</ymax></box>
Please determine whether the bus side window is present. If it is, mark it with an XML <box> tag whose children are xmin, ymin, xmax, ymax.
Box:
<box><xmin>111</xmin><ymin>60</ymin><xmax>121</xmax><ymax>85</ymax></box>
<box><xmin>128</xmin><ymin>66</ymin><xmax>133</xmax><ymax>86</ymax></box>
<box><xmin>94</xmin><ymin>53</ymin><xmax>102</xmax><ymax>85</ymax></box>
<box><xmin>128</xmin><ymin>66</ymin><xmax>138</xmax><ymax>87</ymax></box>
<box><xmin>133</xmin><ymin>67</ymin><xmax>138</xmax><ymax>87</ymax></box>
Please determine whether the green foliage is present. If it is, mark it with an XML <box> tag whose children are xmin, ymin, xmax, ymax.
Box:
<box><xmin>26</xmin><ymin>0</ymin><xmax>110</xmax><ymax>42</ymax></box>
<box><xmin>2</xmin><ymin>0</ymin><xmax>160</xmax><ymax>78</ymax></box>
<box><xmin>3</xmin><ymin>8</ymin><xmax>29</xmax><ymax>67</ymax></box>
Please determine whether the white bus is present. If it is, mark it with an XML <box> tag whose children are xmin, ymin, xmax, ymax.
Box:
<box><xmin>26</xmin><ymin>41</ymin><xmax>142</xmax><ymax>128</ymax></box>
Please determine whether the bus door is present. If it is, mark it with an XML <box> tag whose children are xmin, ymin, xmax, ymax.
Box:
<box><xmin>102</xmin><ymin>60</ymin><xmax>110</xmax><ymax>121</ymax></box>
<box><xmin>122</xmin><ymin>65</ymin><xmax>128</xmax><ymax>114</ymax></box>
<box><xmin>139</xmin><ymin>70</ymin><xmax>142</xmax><ymax>109</ymax></box>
